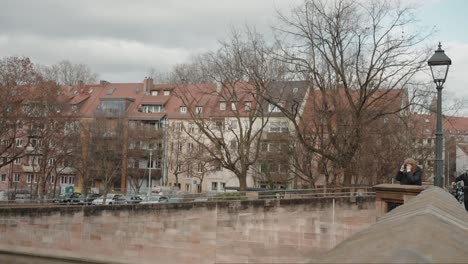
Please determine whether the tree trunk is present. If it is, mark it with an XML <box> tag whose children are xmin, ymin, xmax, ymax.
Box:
<box><xmin>238</xmin><ymin>174</ymin><xmax>247</xmax><ymax>191</ymax></box>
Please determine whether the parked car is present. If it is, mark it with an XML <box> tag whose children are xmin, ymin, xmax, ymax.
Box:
<box><xmin>53</xmin><ymin>192</ymin><xmax>81</xmax><ymax>204</ymax></box>
<box><xmin>140</xmin><ymin>195</ymin><xmax>168</xmax><ymax>204</ymax></box>
<box><xmin>91</xmin><ymin>194</ymin><xmax>123</xmax><ymax>205</ymax></box>
<box><xmin>76</xmin><ymin>193</ymin><xmax>100</xmax><ymax>205</ymax></box>
<box><xmin>168</xmin><ymin>197</ymin><xmax>185</xmax><ymax>203</ymax></box>
<box><xmin>118</xmin><ymin>195</ymin><xmax>143</xmax><ymax>204</ymax></box>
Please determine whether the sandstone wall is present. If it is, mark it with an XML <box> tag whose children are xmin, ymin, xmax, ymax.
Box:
<box><xmin>0</xmin><ymin>196</ymin><xmax>376</xmax><ymax>263</ymax></box>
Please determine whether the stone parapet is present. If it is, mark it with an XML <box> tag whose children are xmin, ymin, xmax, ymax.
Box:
<box><xmin>0</xmin><ymin>196</ymin><xmax>376</xmax><ymax>263</ymax></box>
<box><xmin>373</xmin><ymin>184</ymin><xmax>429</xmax><ymax>218</ymax></box>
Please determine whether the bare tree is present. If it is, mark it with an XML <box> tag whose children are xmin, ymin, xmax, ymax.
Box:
<box><xmin>0</xmin><ymin>56</ymin><xmax>42</xmax><ymax>170</ymax></box>
<box><xmin>36</xmin><ymin>60</ymin><xmax>98</xmax><ymax>85</ymax></box>
<box><xmin>173</xmin><ymin>30</ymin><xmax>286</xmax><ymax>191</ymax></box>
<box><xmin>21</xmin><ymin>82</ymin><xmax>78</xmax><ymax>201</ymax></box>
<box><xmin>126</xmin><ymin>121</ymin><xmax>164</xmax><ymax>194</ymax></box>
<box><xmin>83</xmin><ymin>114</ymin><xmax>125</xmax><ymax>201</ymax></box>
<box><xmin>273</xmin><ymin>0</ymin><xmax>431</xmax><ymax>186</ymax></box>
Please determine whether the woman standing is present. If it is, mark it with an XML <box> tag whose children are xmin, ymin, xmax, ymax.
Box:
<box><xmin>396</xmin><ymin>158</ymin><xmax>422</xmax><ymax>186</ymax></box>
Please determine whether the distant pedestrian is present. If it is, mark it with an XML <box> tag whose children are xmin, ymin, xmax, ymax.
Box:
<box><xmin>454</xmin><ymin>166</ymin><xmax>468</xmax><ymax>211</ymax></box>
<box><xmin>395</xmin><ymin>158</ymin><xmax>422</xmax><ymax>186</ymax></box>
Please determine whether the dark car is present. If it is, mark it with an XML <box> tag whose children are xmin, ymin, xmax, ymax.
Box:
<box><xmin>76</xmin><ymin>193</ymin><xmax>100</xmax><ymax>205</ymax></box>
<box><xmin>53</xmin><ymin>192</ymin><xmax>81</xmax><ymax>204</ymax></box>
<box><xmin>118</xmin><ymin>195</ymin><xmax>143</xmax><ymax>204</ymax></box>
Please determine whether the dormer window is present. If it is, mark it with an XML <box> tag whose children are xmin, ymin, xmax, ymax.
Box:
<box><xmin>220</xmin><ymin>102</ymin><xmax>226</xmax><ymax>111</ymax></box>
<box><xmin>142</xmin><ymin>104</ymin><xmax>163</xmax><ymax>113</ymax></box>
<box><xmin>231</xmin><ymin>102</ymin><xmax>237</xmax><ymax>111</ymax></box>
<box><xmin>180</xmin><ymin>106</ymin><xmax>187</xmax><ymax>114</ymax></box>
<box><xmin>293</xmin><ymin>87</ymin><xmax>298</xmax><ymax>93</ymax></box>
<box><xmin>195</xmin><ymin>106</ymin><xmax>203</xmax><ymax>114</ymax></box>
<box><xmin>151</xmin><ymin>91</ymin><xmax>159</xmax><ymax>96</ymax></box>
<box><xmin>163</xmin><ymin>90</ymin><xmax>170</xmax><ymax>96</ymax></box>
<box><xmin>268</xmin><ymin>103</ymin><xmax>283</xmax><ymax>113</ymax></box>
<box><xmin>71</xmin><ymin>105</ymin><xmax>78</xmax><ymax>113</ymax></box>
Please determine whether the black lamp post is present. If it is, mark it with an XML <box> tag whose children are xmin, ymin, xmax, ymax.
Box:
<box><xmin>428</xmin><ymin>43</ymin><xmax>452</xmax><ymax>188</ymax></box>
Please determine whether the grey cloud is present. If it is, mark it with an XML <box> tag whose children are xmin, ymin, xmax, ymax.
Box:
<box><xmin>1</xmin><ymin>0</ymin><xmax>299</xmax><ymax>49</ymax></box>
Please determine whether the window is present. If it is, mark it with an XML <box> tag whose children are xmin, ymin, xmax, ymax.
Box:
<box><xmin>268</xmin><ymin>103</ymin><xmax>283</xmax><ymax>113</ymax></box>
<box><xmin>151</xmin><ymin>91</ymin><xmax>159</xmax><ymax>96</ymax></box>
<box><xmin>230</xmin><ymin>139</ymin><xmax>237</xmax><ymax>149</ymax></box>
<box><xmin>27</xmin><ymin>174</ymin><xmax>33</xmax><ymax>183</ymax></box>
<box><xmin>197</xmin><ymin>163</ymin><xmax>203</xmax><ymax>172</ymax></box>
<box><xmin>214</xmin><ymin>162</ymin><xmax>222</xmax><ymax>171</ymax></box>
<box><xmin>17</xmin><ymin>121</ymin><xmax>23</xmax><ymax>129</ymax></box>
<box><xmin>71</xmin><ymin>105</ymin><xmax>78</xmax><ymax>113</ymax></box>
<box><xmin>175</xmin><ymin>122</ymin><xmax>183</xmax><ymax>131</ymax></box>
<box><xmin>195</xmin><ymin>106</ymin><xmax>203</xmax><ymax>114</ymax></box>
<box><xmin>244</xmin><ymin>101</ymin><xmax>252</xmax><ymax>111</ymax></box>
<box><xmin>14</xmin><ymin>158</ymin><xmax>21</xmax><ymax>165</ymax></box>
<box><xmin>163</xmin><ymin>90</ymin><xmax>170</xmax><ymax>96</ymax></box>
<box><xmin>293</xmin><ymin>87</ymin><xmax>298</xmax><ymax>93</ymax></box>
<box><xmin>99</xmin><ymin>99</ymin><xmax>129</xmax><ymax>113</ymax></box>
<box><xmin>220</xmin><ymin>102</ymin><xmax>226</xmax><ymax>111</ymax></box>
<box><xmin>383</xmin><ymin>117</ymin><xmax>389</xmax><ymax>124</ymax></box>
<box><xmin>177</xmin><ymin>143</ymin><xmax>183</xmax><ymax>152</ymax></box>
<box><xmin>15</xmin><ymin>138</ymin><xmax>22</xmax><ymax>147</ymax></box>
<box><xmin>176</xmin><ymin>163</ymin><xmax>182</xmax><ymax>172</ymax></box>
<box><xmin>215</xmin><ymin>120</ymin><xmax>224</xmax><ymax>130</ymax></box>
<box><xmin>1</xmin><ymin>174</ymin><xmax>6</xmax><ymax>182</ymax></box>
<box><xmin>48</xmin><ymin>159</ymin><xmax>56</xmax><ymax>166</ymax></box>
<box><xmin>211</xmin><ymin>182</ymin><xmax>218</xmax><ymax>191</ymax></box>
<box><xmin>49</xmin><ymin>175</ymin><xmax>55</xmax><ymax>183</ymax></box>
<box><xmin>269</xmin><ymin>122</ymin><xmax>289</xmax><ymax>133</ymax></box>
<box><xmin>187</xmin><ymin>123</ymin><xmax>194</xmax><ymax>133</ymax></box>
<box><xmin>143</xmin><ymin>105</ymin><xmax>163</xmax><ymax>113</ymax></box>
<box><xmin>13</xmin><ymin>173</ymin><xmax>20</xmax><ymax>182</ymax></box>
<box><xmin>180</xmin><ymin>106</ymin><xmax>187</xmax><ymax>114</ymax></box>
<box><xmin>31</xmin><ymin>139</ymin><xmax>41</xmax><ymax>147</ymax></box>
<box><xmin>186</xmin><ymin>164</ymin><xmax>192</xmax><ymax>177</ymax></box>
<box><xmin>229</xmin><ymin>120</ymin><xmax>238</xmax><ymax>130</ymax></box>
<box><xmin>220</xmin><ymin>182</ymin><xmax>225</xmax><ymax>191</ymax></box>
<box><xmin>231</xmin><ymin>102</ymin><xmax>237</xmax><ymax>111</ymax></box>
<box><xmin>188</xmin><ymin>143</ymin><xmax>193</xmax><ymax>153</ymax></box>
<box><xmin>106</xmin><ymin>88</ymin><xmax>116</xmax><ymax>95</ymax></box>
<box><xmin>185</xmin><ymin>184</ymin><xmax>191</xmax><ymax>192</ymax></box>
<box><xmin>68</xmin><ymin>176</ymin><xmax>75</xmax><ymax>185</ymax></box>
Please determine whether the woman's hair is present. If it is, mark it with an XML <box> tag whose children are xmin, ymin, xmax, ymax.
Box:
<box><xmin>404</xmin><ymin>158</ymin><xmax>417</xmax><ymax>173</ymax></box>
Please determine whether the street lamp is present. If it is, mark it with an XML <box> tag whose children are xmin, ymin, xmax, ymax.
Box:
<box><xmin>428</xmin><ymin>42</ymin><xmax>452</xmax><ymax>188</ymax></box>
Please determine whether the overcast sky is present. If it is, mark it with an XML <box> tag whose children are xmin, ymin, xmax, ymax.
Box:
<box><xmin>1</xmin><ymin>0</ymin><xmax>468</xmax><ymax>115</ymax></box>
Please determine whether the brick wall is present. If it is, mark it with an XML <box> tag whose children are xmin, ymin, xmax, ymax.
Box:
<box><xmin>0</xmin><ymin>196</ymin><xmax>375</xmax><ymax>263</ymax></box>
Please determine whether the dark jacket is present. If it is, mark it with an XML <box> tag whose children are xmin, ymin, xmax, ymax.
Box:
<box><xmin>455</xmin><ymin>173</ymin><xmax>468</xmax><ymax>190</ymax></box>
<box><xmin>396</xmin><ymin>166</ymin><xmax>422</xmax><ymax>185</ymax></box>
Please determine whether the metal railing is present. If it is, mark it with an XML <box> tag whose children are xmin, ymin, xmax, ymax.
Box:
<box><xmin>0</xmin><ymin>186</ymin><xmax>375</xmax><ymax>207</ymax></box>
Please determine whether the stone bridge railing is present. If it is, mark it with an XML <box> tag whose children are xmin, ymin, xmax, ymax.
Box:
<box><xmin>319</xmin><ymin>187</ymin><xmax>468</xmax><ymax>263</ymax></box>
<box><xmin>0</xmin><ymin>195</ymin><xmax>375</xmax><ymax>264</ymax></box>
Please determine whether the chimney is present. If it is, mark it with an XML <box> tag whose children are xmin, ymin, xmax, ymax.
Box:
<box><xmin>100</xmin><ymin>80</ymin><xmax>109</xmax><ymax>87</ymax></box>
<box><xmin>77</xmin><ymin>80</ymin><xmax>84</xmax><ymax>91</ymax></box>
<box><xmin>143</xmin><ymin>77</ymin><xmax>154</xmax><ymax>94</ymax></box>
